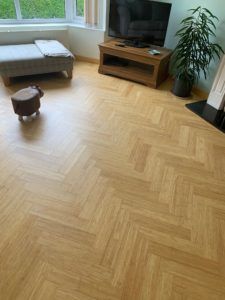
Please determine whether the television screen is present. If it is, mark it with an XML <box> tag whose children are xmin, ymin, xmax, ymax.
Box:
<box><xmin>109</xmin><ymin>0</ymin><xmax>172</xmax><ymax>46</ymax></box>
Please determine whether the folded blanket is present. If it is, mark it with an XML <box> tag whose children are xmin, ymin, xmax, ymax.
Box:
<box><xmin>35</xmin><ymin>40</ymin><xmax>74</xmax><ymax>58</ymax></box>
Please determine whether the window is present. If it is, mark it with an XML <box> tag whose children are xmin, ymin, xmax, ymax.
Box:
<box><xmin>0</xmin><ymin>0</ymin><xmax>84</xmax><ymax>22</ymax></box>
<box><xmin>20</xmin><ymin>0</ymin><xmax>66</xmax><ymax>19</ymax></box>
<box><xmin>0</xmin><ymin>0</ymin><xmax>16</xmax><ymax>19</ymax></box>
<box><xmin>76</xmin><ymin>0</ymin><xmax>84</xmax><ymax>17</ymax></box>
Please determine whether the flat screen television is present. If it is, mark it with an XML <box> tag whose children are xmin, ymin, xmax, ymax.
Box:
<box><xmin>108</xmin><ymin>0</ymin><xmax>172</xmax><ymax>47</ymax></box>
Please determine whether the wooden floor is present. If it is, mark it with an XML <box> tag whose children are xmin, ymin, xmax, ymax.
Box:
<box><xmin>0</xmin><ymin>62</ymin><xmax>225</xmax><ymax>300</ymax></box>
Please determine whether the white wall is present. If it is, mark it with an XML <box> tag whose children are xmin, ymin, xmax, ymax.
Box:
<box><xmin>0</xmin><ymin>26</ymin><xmax>69</xmax><ymax>48</ymax></box>
<box><xmin>0</xmin><ymin>24</ymin><xmax>105</xmax><ymax>60</ymax></box>
<box><xmin>68</xmin><ymin>0</ymin><xmax>106</xmax><ymax>58</ymax></box>
<box><xmin>159</xmin><ymin>0</ymin><xmax>225</xmax><ymax>92</ymax></box>
<box><xmin>68</xmin><ymin>26</ymin><xmax>105</xmax><ymax>59</ymax></box>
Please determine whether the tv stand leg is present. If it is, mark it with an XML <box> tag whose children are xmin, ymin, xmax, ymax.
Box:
<box><xmin>2</xmin><ymin>76</ymin><xmax>11</xmax><ymax>86</ymax></box>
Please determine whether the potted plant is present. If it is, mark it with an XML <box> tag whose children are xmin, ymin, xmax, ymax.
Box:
<box><xmin>171</xmin><ymin>6</ymin><xmax>224</xmax><ymax>98</ymax></box>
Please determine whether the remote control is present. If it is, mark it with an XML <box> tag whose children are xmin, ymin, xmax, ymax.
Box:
<box><xmin>148</xmin><ymin>49</ymin><xmax>161</xmax><ymax>55</ymax></box>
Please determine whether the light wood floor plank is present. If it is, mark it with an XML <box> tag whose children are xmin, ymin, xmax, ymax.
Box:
<box><xmin>0</xmin><ymin>62</ymin><xmax>225</xmax><ymax>299</ymax></box>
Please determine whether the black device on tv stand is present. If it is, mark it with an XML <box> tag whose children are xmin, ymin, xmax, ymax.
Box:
<box><xmin>122</xmin><ymin>39</ymin><xmax>149</xmax><ymax>48</ymax></box>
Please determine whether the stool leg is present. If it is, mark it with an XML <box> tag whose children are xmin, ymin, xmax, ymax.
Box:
<box><xmin>27</xmin><ymin>116</ymin><xmax>33</xmax><ymax>122</ymax></box>
<box><xmin>36</xmin><ymin>109</ymin><xmax>40</xmax><ymax>116</ymax></box>
<box><xmin>18</xmin><ymin>115</ymin><xmax>23</xmax><ymax>122</ymax></box>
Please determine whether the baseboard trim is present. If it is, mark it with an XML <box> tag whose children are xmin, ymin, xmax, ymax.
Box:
<box><xmin>192</xmin><ymin>86</ymin><xmax>209</xmax><ymax>99</ymax></box>
<box><xmin>72</xmin><ymin>64</ymin><xmax>210</xmax><ymax>98</ymax></box>
<box><xmin>76</xmin><ymin>55</ymin><xmax>99</xmax><ymax>64</ymax></box>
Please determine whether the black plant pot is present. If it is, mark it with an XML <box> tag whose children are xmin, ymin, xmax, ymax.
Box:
<box><xmin>172</xmin><ymin>77</ymin><xmax>193</xmax><ymax>98</ymax></box>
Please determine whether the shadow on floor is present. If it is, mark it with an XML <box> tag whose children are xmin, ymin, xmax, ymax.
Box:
<box><xmin>17</xmin><ymin>112</ymin><xmax>47</xmax><ymax>141</ymax></box>
<box><xmin>4</xmin><ymin>72</ymin><xmax>73</xmax><ymax>94</ymax></box>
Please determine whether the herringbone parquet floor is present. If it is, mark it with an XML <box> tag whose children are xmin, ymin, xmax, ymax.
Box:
<box><xmin>0</xmin><ymin>62</ymin><xmax>225</xmax><ymax>300</ymax></box>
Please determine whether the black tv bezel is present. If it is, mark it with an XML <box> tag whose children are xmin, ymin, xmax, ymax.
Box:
<box><xmin>108</xmin><ymin>0</ymin><xmax>172</xmax><ymax>46</ymax></box>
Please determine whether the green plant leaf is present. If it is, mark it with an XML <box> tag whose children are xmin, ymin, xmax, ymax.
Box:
<box><xmin>171</xmin><ymin>6</ymin><xmax>223</xmax><ymax>83</ymax></box>
<box><xmin>181</xmin><ymin>16</ymin><xmax>194</xmax><ymax>24</ymax></box>
<box><xmin>203</xmin><ymin>8</ymin><xmax>219</xmax><ymax>20</ymax></box>
<box><xmin>188</xmin><ymin>6</ymin><xmax>201</xmax><ymax>14</ymax></box>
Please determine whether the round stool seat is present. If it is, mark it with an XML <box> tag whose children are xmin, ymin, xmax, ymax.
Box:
<box><xmin>11</xmin><ymin>86</ymin><xmax>43</xmax><ymax>121</ymax></box>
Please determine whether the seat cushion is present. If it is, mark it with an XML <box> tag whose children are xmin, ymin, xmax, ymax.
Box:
<box><xmin>11</xmin><ymin>87</ymin><xmax>41</xmax><ymax>116</ymax></box>
<box><xmin>11</xmin><ymin>87</ymin><xmax>39</xmax><ymax>102</ymax></box>
<box><xmin>0</xmin><ymin>44</ymin><xmax>74</xmax><ymax>77</ymax></box>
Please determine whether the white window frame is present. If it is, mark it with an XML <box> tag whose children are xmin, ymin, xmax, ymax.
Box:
<box><xmin>74</xmin><ymin>0</ymin><xmax>85</xmax><ymax>23</ymax></box>
<box><xmin>0</xmin><ymin>0</ymin><xmax>84</xmax><ymax>24</ymax></box>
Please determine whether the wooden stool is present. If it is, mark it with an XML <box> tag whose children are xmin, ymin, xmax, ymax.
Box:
<box><xmin>11</xmin><ymin>85</ymin><xmax>44</xmax><ymax>121</ymax></box>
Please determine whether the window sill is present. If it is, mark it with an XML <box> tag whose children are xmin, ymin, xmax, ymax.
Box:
<box><xmin>0</xmin><ymin>22</ymin><xmax>105</xmax><ymax>33</ymax></box>
<box><xmin>68</xmin><ymin>23</ymin><xmax>105</xmax><ymax>32</ymax></box>
<box><xmin>0</xmin><ymin>23</ymin><xmax>68</xmax><ymax>32</ymax></box>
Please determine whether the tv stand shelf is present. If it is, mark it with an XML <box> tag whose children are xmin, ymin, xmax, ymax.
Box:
<box><xmin>98</xmin><ymin>40</ymin><xmax>172</xmax><ymax>88</ymax></box>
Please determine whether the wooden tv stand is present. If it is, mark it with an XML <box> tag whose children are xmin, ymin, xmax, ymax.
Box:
<box><xmin>98</xmin><ymin>40</ymin><xmax>172</xmax><ymax>88</ymax></box>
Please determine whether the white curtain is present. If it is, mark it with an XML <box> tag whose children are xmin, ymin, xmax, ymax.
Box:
<box><xmin>84</xmin><ymin>0</ymin><xmax>99</xmax><ymax>25</ymax></box>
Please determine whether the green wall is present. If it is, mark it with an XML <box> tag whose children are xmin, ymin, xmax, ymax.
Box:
<box><xmin>162</xmin><ymin>0</ymin><xmax>225</xmax><ymax>92</ymax></box>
